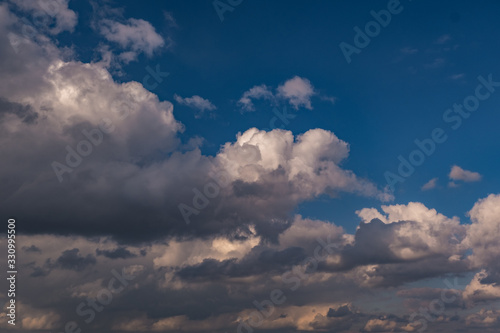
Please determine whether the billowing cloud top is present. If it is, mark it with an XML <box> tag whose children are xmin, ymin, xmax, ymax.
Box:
<box><xmin>0</xmin><ymin>2</ymin><xmax>499</xmax><ymax>333</ymax></box>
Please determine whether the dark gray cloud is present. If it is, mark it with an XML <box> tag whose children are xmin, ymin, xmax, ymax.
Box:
<box><xmin>96</xmin><ymin>246</ymin><xmax>137</xmax><ymax>259</ymax></box>
<box><xmin>0</xmin><ymin>97</ymin><xmax>38</xmax><ymax>123</ymax></box>
<box><xmin>327</xmin><ymin>305</ymin><xmax>354</xmax><ymax>317</ymax></box>
<box><xmin>0</xmin><ymin>3</ymin><xmax>499</xmax><ymax>333</ymax></box>
<box><xmin>54</xmin><ymin>248</ymin><xmax>97</xmax><ymax>271</ymax></box>
<box><xmin>176</xmin><ymin>246</ymin><xmax>308</xmax><ymax>280</ymax></box>
<box><xmin>23</xmin><ymin>244</ymin><xmax>41</xmax><ymax>253</ymax></box>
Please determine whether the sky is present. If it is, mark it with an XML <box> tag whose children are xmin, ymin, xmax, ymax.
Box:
<box><xmin>0</xmin><ymin>0</ymin><xmax>499</xmax><ymax>332</ymax></box>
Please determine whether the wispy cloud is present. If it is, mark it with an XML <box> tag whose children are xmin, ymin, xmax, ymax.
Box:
<box><xmin>237</xmin><ymin>84</ymin><xmax>275</xmax><ymax>111</ymax></box>
<box><xmin>424</xmin><ymin>57</ymin><xmax>446</xmax><ymax>69</ymax></box>
<box><xmin>450</xmin><ymin>73</ymin><xmax>465</xmax><ymax>80</ymax></box>
<box><xmin>435</xmin><ymin>34</ymin><xmax>451</xmax><ymax>44</ymax></box>
<box><xmin>401</xmin><ymin>47</ymin><xmax>418</xmax><ymax>55</ymax></box>
<box><xmin>421</xmin><ymin>177</ymin><xmax>438</xmax><ymax>191</ymax></box>
<box><xmin>174</xmin><ymin>94</ymin><xmax>216</xmax><ymax>118</ymax></box>
<box><xmin>99</xmin><ymin>17</ymin><xmax>166</xmax><ymax>61</ymax></box>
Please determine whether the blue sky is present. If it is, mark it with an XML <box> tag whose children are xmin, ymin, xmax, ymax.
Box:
<box><xmin>60</xmin><ymin>0</ymin><xmax>500</xmax><ymax>232</ymax></box>
<box><xmin>1</xmin><ymin>1</ymin><xmax>500</xmax><ymax>332</ymax></box>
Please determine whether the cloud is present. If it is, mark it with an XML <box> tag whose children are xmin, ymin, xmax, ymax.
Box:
<box><xmin>23</xmin><ymin>245</ymin><xmax>42</xmax><ymax>253</ymax></box>
<box><xmin>0</xmin><ymin>15</ymin><xmax>390</xmax><ymax>244</ymax></box>
<box><xmin>363</xmin><ymin>318</ymin><xmax>398</xmax><ymax>332</ymax></box>
<box><xmin>238</xmin><ymin>76</ymin><xmax>325</xmax><ymax>112</ymax></box>
<box><xmin>99</xmin><ymin>18</ymin><xmax>165</xmax><ymax>59</ymax></box>
<box><xmin>237</xmin><ymin>84</ymin><xmax>274</xmax><ymax>111</ymax></box>
<box><xmin>327</xmin><ymin>304</ymin><xmax>353</xmax><ymax>317</ymax></box>
<box><xmin>435</xmin><ymin>34</ymin><xmax>451</xmax><ymax>44</ymax></box>
<box><xmin>277</xmin><ymin>76</ymin><xmax>316</xmax><ymax>110</ymax></box>
<box><xmin>450</xmin><ymin>73</ymin><xmax>465</xmax><ymax>80</ymax></box>
<box><xmin>54</xmin><ymin>248</ymin><xmax>97</xmax><ymax>271</ymax></box>
<box><xmin>10</xmin><ymin>0</ymin><xmax>78</xmax><ymax>34</ymax></box>
<box><xmin>466</xmin><ymin>308</ymin><xmax>500</xmax><ymax>328</ymax></box>
<box><xmin>216</xmin><ymin>127</ymin><xmax>393</xmax><ymax>202</ymax></box>
<box><xmin>163</xmin><ymin>11</ymin><xmax>178</xmax><ymax>28</ymax></box>
<box><xmin>463</xmin><ymin>270</ymin><xmax>500</xmax><ymax>305</ymax></box>
<box><xmin>421</xmin><ymin>177</ymin><xmax>438</xmax><ymax>191</ymax></box>
<box><xmin>465</xmin><ymin>194</ymin><xmax>500</xmax><ymax>268</ymax></box>
<box><xmin>174</xmin><ymin>94</ymin><xmax>216</xmax><ymax>118</ymax></box>
<box><xmin>1</xmin><ymin>194</ymin><xmax>499</xmax><ymax>333</ymax></box>
<box><xmin>424</xmin><ymin>57</ymin><xmax>446</xmax><ymax>69</ymax></box>
<box><xmin>3</xmin><ymin>5</ymin><xmax>500</xmax><ymax>333</ymax></box>
<box><xmin>320</xmin><ymin>95</ymin><xmax>337</xmax><ymax>105</ymax></box>
<box><xmin>96</xmin><ymin>247</ymin><xmax>137</xmax><ymax>259</ymax></box>
<box><xmin>449</xmin><ymin>165</ymin><xmax>482</xmax><ymax>182</ymax></box>
<box><xmin>401</xmin><ymin>47</ymin><xmax>418</xmax><ymax>54</ymax></box>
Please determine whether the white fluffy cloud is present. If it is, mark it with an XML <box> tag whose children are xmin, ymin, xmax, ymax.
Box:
<box><xmin>238</xmin><ymin>76</ymin><xmax>321</xmax><ymax>112</ymax></box>
<box><xmin>449</xmin><ymin>165</ymin><xmax>482</xmax><ymax>182</ymax></box>
<box><xmin>356</xmin><ymin>202</ymin><xmax>464</xmax><ymax>260</ymax></box>
<box><xmin>216</xmin><ymin>127</ymin><xmax>393</xmax><ymax>201</ymax></box>
<box><xmin>0</xmin><ymin>9</ymin><xmax>395</xmax><ymax>244</ymax></box>
<box><xmin>277</xmin><ymin>76</ymin><xmax>316</xmax><ymax>110</ymax></box>
<box><xmin>463</xmin><ymin>270</ymin><xmax>500</xmax><ymax>305</ymax></box>
<box><xmin>464</xmin><ymin>194</ymin><xmax>500</xmax><ymax>268</ymax></box>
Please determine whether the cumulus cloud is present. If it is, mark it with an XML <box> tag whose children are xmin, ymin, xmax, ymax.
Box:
<box><xmin>0</xmin><ymin>13</ymin><xmax>390</xmax><ymax>245</ymax></box>
<box><xmin>2</xmin><ymin>4</ymin><xmax>499</xmax><ymax>333</ymax></box>
<box><xmin>465</xmin><ymin>308</ymin><xmax>500</xmax><ymax>328</ymax></box>
<box><xmin>462</xmin><ymin>270</ymin><xmax>500</xmax><ymax>306</ymax></box>
<box><xmin>0</xmin><ymin>194</ymin><xmax>499</xmax><ymax>333</ymax></box>
<box><xmin>174</xmin><ymin>94</ymin><xmax>216</xmax><ymax>118</ymax></box>
<box><xmin>216</xmin><ymin>127</ymin><xmax>393</xmax><ymax>202</ymax></box>
<box><xmin>238</xmin><ymin>76</ymin><xmax>326</xmax><ymax>112</ymax></box>
<box><xmin>449</xmin><ymin>165</ymin><xmax>482</xmax><ymax>182</ymax></box>
<box><xmin>464</xmin><ymin>194</ymin><xmax>500</xmax><ymax>269</ymax></box>
<box><xmin>277</xmin><ymin>76</ymin><xmax>316</xmax><ymax>110</ymax></box>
